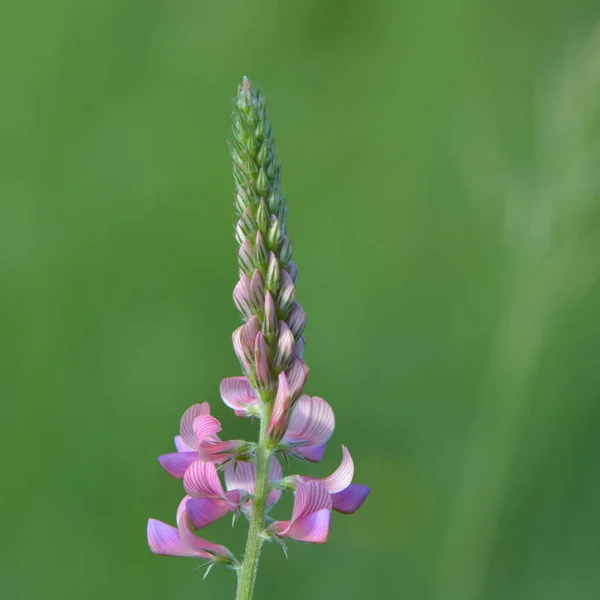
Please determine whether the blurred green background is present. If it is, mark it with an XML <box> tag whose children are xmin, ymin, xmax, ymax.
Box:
<box><xmin>2</xmin><ymin>1</ymin><xmax>600</xmax><ymax>599</ymax></box>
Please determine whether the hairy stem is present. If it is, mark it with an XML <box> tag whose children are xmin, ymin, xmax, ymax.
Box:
<box><xmin>235</xmin><ymin>406</ymin><xmax>272</xmax><ymax>600</ymax></box>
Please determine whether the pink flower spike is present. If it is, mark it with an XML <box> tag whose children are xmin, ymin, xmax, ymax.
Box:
<box><xmin>220</xmin><ymin>376</ymin><xmax>259</xmax><ymax>417</ymax></box>
<box><xmin>267</xmin><ymin>372</ymin><xmax>291</xmax><ymax>443</ymax></box>
<box><xmin>330</xmin><ymin>484</ymin><xmax>370</xmax><ymax>515</ymax></box>
<box><xmin>315</xmin><ymin>445</ymin><xmax>354</xmax><ymax>494</ymax></box>
<box><xmin>281</xmin><ymin>395</ymin><xmax>335</xmax><ymax>462</ymax></box>
<box><xmin>270</xmin><ymin>481</ymin><xmax>332</xmax><ymax>544</ymax></box>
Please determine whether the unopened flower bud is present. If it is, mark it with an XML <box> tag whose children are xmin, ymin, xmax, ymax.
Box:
<box><xmin>254</xmin><ymin>332</ymin><xmax>271</xmax><ymax>392</ymax></box>
<box><xmin>266</xmin><ymin>215</ymin><xmax>283</xmax><ymax>249</ymax></box>
<box><xmin>263</xmin><ymin>290</ymin><xmax>278</xmax><ymax>343</ymax></box>
<box><xmin>274</xmin><ymin>321</ymin><xmax>295</xmax><ymax>371</ymax></box>
<box><xmin>277</xmin><ymin>270</ymin><xmax>295</xmax><ymax>317</ymax></box>
<box><xmin>249</xmin><ymin>269</ymin><xmax>264</xmax><ymax>313</ymax></box>
<box><xmin>266</xmin><ymin>252</ymin><xmax>280</xmax><ymax>293</ymax></box>
<box><xmin>286</xmin><ymin>302</ymin><xmax>306</xmax><ymax>339</ymax></box>
<box><xmin>254</xmin><ymin>231</ymin><xmax>269</xmax><ymax>270</ymax></box>
<box><xmin>233</xmin><ymin>274</ymin><xmax>252</xmax><ymax>319</ymax></box>
<box><xmin>238</xmin><ymin>240</ymin><xmax>254</xmax><ymax>275</ymax></box>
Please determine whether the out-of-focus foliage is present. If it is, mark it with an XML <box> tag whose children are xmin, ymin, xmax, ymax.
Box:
<box><xmin>1</xmin><ymin>1</ymin><xmax>599</xmax><ymax>599</ymax></box>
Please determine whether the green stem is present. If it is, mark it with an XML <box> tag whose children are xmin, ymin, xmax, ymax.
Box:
<box><xmin>236</xmin><ymin>408</ymin><xmax>272</xmax><ymax>600</ymax></box>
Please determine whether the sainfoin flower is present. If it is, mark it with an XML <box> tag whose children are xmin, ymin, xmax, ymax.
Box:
<box><xmin>147</xmin><ymin>77</ymin><xmax>369</xmax><ymax>595</ymax></box>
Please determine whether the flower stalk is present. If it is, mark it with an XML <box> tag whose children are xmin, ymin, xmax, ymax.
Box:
<box><xmin>147</xmin><ymin>77</ymin><xmax>369</xmax><ymax>600</ymax></box>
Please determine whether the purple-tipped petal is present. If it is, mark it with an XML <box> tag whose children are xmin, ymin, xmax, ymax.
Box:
<box><xmin>285</xmin><ymin>357</ymin><xmax>309</xmax><ymax>401</ymax></box>
<box><xmin>316</xmin><ymin>446</ymin><xmax>354</xmax><ymax>494</ymax></box>
<box><xmin>193</xmin><ymin>415</ymin><xmax>222</xmax><ymax>445</ymax></box>
<box><xmin>220</xmin><ymin>376</ymin><xmax>258</xmax><ymax>417</ymax></box>
<box><xmin>186</xmin><ymin>497</ymin><xmax>232</xmax><ymax>528</ymax></box>
<box><xmin>283</xmin><ymin>395</ymin><xmax>335</xmax><ymax>461</ymax></box>
<box><xmin>331</xmin><ymin>484</ymin><xmax>370</xmax><ymax>514</ymax></box>
<box><xmin>298</xmin><ymin>443</ymin><xmax>327</xmax><ymax>463</ymax></box>
<box><xmin>158</xmin><ymin>452</ymin><xmax>198</xmax><ymax>478</ymax></box>
<box><xmin>180</xmin><ymin>403</ymin><xmax>210</xmax><ymax>449</ymax></box>
<box><xmin>184</xmin><ymin>460</ymin><xmax>225</xmax><ymax>498</ymax></box>
<box><xmin>267</xmin><ymin>372</ymin><xmax>291</xmax><ymax>442</ymax></box>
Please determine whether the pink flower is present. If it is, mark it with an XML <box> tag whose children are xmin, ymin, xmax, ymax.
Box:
<box><xmin>147</xmin><ymin>496</ymin><xmax>234</xmax><ymax>562</ymax></box>
<box><xmin>184</xmin><ymin>461</ymin><xmax>245</xmax><ymax>528</ymax></box>
<box><xmin>279</xmin><ymin>395</ymin><xmax>335</xmax><ymax>462</ymax></box>
<box><xmin>224</xmin><ymin>457</ymin><xmax>283</xmax><ymax>513</ymax></box>
<box><xmin>158</xmin><ymin>403</ymin><xmax>247</xmax><ymax>478</ymax></box>
<box><xmin>184</xmin><ymin>457</ymin><xmax>283</xmax><ymax>527</ymax></box>
<box><xmin>285</xmin><ymin>446</ymin><xmax>370</xmax><ymax>515</ymax></box>
<box><xmin>269</xmin><ymin>480</ymin><xmax>332</xmax><ymax>544</ymax></box>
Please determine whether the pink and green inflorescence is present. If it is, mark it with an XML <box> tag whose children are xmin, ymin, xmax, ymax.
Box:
<box><xmin>147</xmin><ymin>78</ymin><xmax>369</xmax><ymax>598</ymax></box>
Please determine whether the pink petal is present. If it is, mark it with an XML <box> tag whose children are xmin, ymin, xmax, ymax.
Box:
<box><xmin>179</xmin><ymin>403</ymin><xmax>210</xmax><ymax>449</ymax></box>
<box><xmin>331</xmin><ymin>484</ymin><xmax>370</xmax><ymax>514</ymax></box>
<box><xmin>266</xmin><ymin>372</ymin><xmax>291</xmax><ymax>442</ymax></box>
<box><xmin>183</xmin><ymin>460</ymin><xmax>225</xmax><ymax>498</ymax></box>
<box><xmin>177</xmin><ymin>507</ymin><xmax>232</xmax><ymax>558</ymax></box>
<box><xmin>315</xmin><ymin>446</ymin><xmax>354</xmax><ymax>494</ymax></box>
<box><xmin>174</xmin><ymin>435</ymin><xmax>195</xmax><ymax>452</ymax></box>
<box><xmin>147</xmin><ymin>519</ymin><xmax>210</xmax><ymax>558</ymax></box>
<box><xmin>186</xmin><ymin>497</ymin><xmax>232</xmax><ymax>528</ymax></box>
<box><xmin>193</xmin><ymin>415</ymin><xmax>222</xmax><ymax>445</ymax></box>
<box><xmin>271</xmin><ymin>481</ymin><xmax>332</xmax><ymax>543</ymax></box>
<box><xmin>219</xmin><ymin>376</ymin><xmax>258</xmax><ymax>416</ymax></box>
<box><xmin>283</xmin><ymin>395</ymin><xmax>335</xmax><ymax>459</ymax></box>
<box><xmin>291</xmin><ymin>480</ymin><xmax>332</xmax><ymax>522</ymax></box>
<box><xmin>158</xmin><ymin>452</ymin><xmax>198</xmax><ymax>478</ymax></box>
<box><xmin>224</xmin><ymin>460</ymin><xmax>255</xmax><ymax>494</ymax></box>
<box><xmin>287</xmin><ymin>301</ymin><xmax>306</xmax><ymax>338</ymax></box>
<box><xmin>284</xmin><ymin>509</ymin><xmax>330</xmax><ymax>543</ymax></box>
